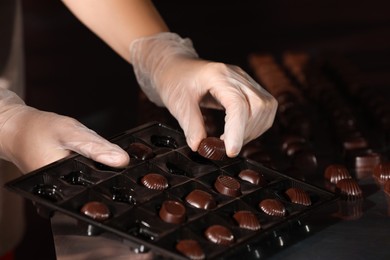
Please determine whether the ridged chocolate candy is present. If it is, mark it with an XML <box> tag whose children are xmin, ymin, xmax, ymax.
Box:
<box><xmin>141</xmin><ymin>173</ymin><xmax>168</xmax><ymax>190</ymax></box>
<box><xmin>373</xmin><ymin>162</ymin><xmax>390</xmax><ymax>185</ymax></box>
<box><xmin>324</xmin><ymin>164</ymin><xmax>351</xmax><ymax>184</ymax></box>
<box><xmin>176</xmin><ymin>239</ymin><xmax>205</xmax><ymax>260</ymax></box>
<box><xmin>233</xmin><ymin>210</ymin><xmax>261</xmax><ymax>231</ymax></box>
<box><xmin>185</xmin><ymin>189</ymin><xmax>216</xmax><ymax>210</ymax></box>
<box><xmin>214</xmin><ymin>175</ymin><xmax>241</xmax><ymax>197</ymax></box>
<box><xmin>336</xmin><ymin>178</ymin><xmax>363</xmax><ymax>200</ymax></box>
<box><xmin>197</xmin><ymin>137</ymin><xmax>227</xmax><ymax>160</ymax></box>
<box><xmin>259</xmin><ymin>199</ymin><xmax>286</xmax><ymax>217</ymax></box>
<box><xmin>285</xmin><ymin>187</ymin><xmax>311</xmax><ymax>206</ymax></box>
<box><xmin>204</xmin><ymin>225</ymin><xmax>234</xmax><ymax>245</ymax></box>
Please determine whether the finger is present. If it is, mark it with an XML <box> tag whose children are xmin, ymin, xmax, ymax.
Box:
<box><xmin>59</xmin><ymin>121</ymin><xmax>130</xmax><ymax>168</ymax></box>
<box><xmin>167</xmin><ymin>98</ymin><xmax>207</xmax><ymax>152</ymax></box>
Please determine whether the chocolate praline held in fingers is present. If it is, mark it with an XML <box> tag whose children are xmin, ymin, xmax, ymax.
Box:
<box><xmin>233</xmin><ymin>210</ymin><xmax>261</xmax><ymax>231</ymax></box>
<box><xmin>204</xmin><ymin>225</ymin><xmax>234</xmax><ymax>245</ymax></box>
<box><xmin>176</xmin><ymin>239</ymin><xmax>205</xmax><ymax>260</ymax></box>
<box><xmin>197</xmin><ymin>137</ymin><xmax>227</xmax><ymax>161</ymax></box>
<box><xmin>185</xmin><ymin>189</ymin><xmax>216</xmax><ymax>210</ymax></box>
<box><xmin>80</xmin><ymin>201</ymin><xmax>111</xmax><ymax>221</ymax></box>
<box><xmin>141</xmin><ymin>173</ymin><xmax>168</xmax><ymax>190</ymax></box>
<box><xmin>214</xmin><ymin>175</ymin><xmax>241</xmax><ymax>197</ymax></box>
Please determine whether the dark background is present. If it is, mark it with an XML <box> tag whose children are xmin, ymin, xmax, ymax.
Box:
<box><xmin>14</xmin><ymin>0</ymin><xmax>390</xmax><ymax>259</ymax></box>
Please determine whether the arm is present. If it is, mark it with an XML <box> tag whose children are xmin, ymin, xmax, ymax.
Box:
<box><xmin>61</xmin><ymin>0</ymin><xmax>169</xmax><ymax>63</ymax></box>
<box><xmin>62</xmin><ymin>0</ymin><xmax>278</xmax><ymax>157</ymax></box>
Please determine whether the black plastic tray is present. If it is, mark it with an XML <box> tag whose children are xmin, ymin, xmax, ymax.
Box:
<box><xmin>6</xmin><ymin>122</ymin><xmax>338</xmax><ymax>259</ymax></box>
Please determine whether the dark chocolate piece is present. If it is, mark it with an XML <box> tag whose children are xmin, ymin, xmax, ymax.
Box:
<box><xmin>151</xmin><ymin>135</ymin><xmax>178</xmax><ymax>149</ymax></box>
<box><xmin>197</xmin><ymin>137</ymin><xmax>227</xmax><ymax>160</ymax></box>
<box><xmin>141</xmin><ymin>173</ymin><xmax>168</xmax><ymax>190</ymax></box>
<box><xmin>238</xmin><ymin>169</ymin><xmax>267</xmax><ymax>186</ymax></box>
<box><xmin>336</xmin><ymin>178</ymin><xmax>363</xmax><ymax>200</ymax></box>
<box><xmin>285</xmin><ymin>187</ymin><xmax>311</xmax><ymax>206</ymax></box>
<box><xmin>127</xmin><ymin>142</ymin><xmax>155</xmax><ymax>160</ymax></box>
<box><xmin>204</xmin><ymin>225</ymin><xmax>234</xmax><ymax>245</ymax></box>
<box><xmin>185</xmin><ymin>189</ymin><xmax>216</xmax><ymax>210</ymax></box>
<box><xmin>233</xmin><ymin>210</ymin><xmax>261</xmax><ymax>231</ymax></box>
<box><xmin>176</xmin><ymin>239</ymin><xmax>205</xmax><ymax>260</ymax></box>
<box><xmin>324</xmin><ymin>164</ymin><xmax>351</xmax><ymax>184</ymax></box>
<box><xmin>259</xmin><ymin>199</ymin><xmax>286</xmax><ymax>217</ymax></box>
<box><xmin>159</xmin><ymin>200</ymin><xmax>186</xmax><ymax>224</ymax></box>
<box><xmin>342</xmin><ymin>136</ymin><xmax>368</xmax><ymax>151</ymax></box>
<box><xmin>373</xmin><ymin>162</ymin><xmax>390</xmax><ymax>185</ymax></box>
<box><xmin>214</xmin><ymin>175</ymin><xmax>241</xmax><ymax>197</ymax></box>
<box><xmin>80</xmin><ymin>201</ymin><xmax>110</xmax><ymax>221</ymax></box>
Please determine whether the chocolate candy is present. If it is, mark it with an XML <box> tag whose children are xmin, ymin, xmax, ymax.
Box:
<box><xmin>233</xmin><ymin>210</ymin><xmax>261</xmax><ymax>231</ymax></box>
<box><xmin>324</xmin><ymin>164</ymin><xmax>351</xmax><ymax>184</ymax></box>
<box><xmin>204</xmin><ymin>225</ymin><xmax>234</xmax><ymax>245</ymax></box>
<box><xmin>238</xmin><ymin>169</ymin><xmax>267</xmax><ymax>186</ymax></box>
<box><xmin>80</xmin><ymin>201</ymin><xmax>110</xmax><ymax>221</ymax></box>
<box><xmin>214</xmin><ymin>175</ymin><xmax>241</xmax><ymax>197</ymax></box>
<box><xmin>176</xmin><ymin>239</ymin><xmax>205</xmax><ymax>260</ymax></box>
<box><xmin>185</xmin><ymin>189</ymin><xmax>216</xmax><ymax>210</ymax></box>
<box><xmin>259</xmin><ymin>199</ymin><xmax>286</xmax><ymax>217</ymax></box>
<box><xmin>197</xmin><ymin>137</ymin><xmax>227</xmax><ymax>160</ymax></box>
<box><xmin>336</xmin><ymin>178</ymin><xmax>363</xmax><ymax>200</ymax></box>
<box><xmin>159</xmin><ymin>200</ymin><xmax>186</xmax><ymax>224</ymax></box>
<box><xmin>127</xmin><ymin>142</ymin><xmax>155</xmax><ymax>160</ymax></box>
<box><xmin>141</xmin><ymin>173</ymin><xmax>168</xmax><ymax>190</ymax></box>
<box><xmin>373</xmin><ymin>162</ymin><xmax>390</xmax><ymax>185</ymax></box>
<box><xmin>285</xmin><ymin>187</ymin><xmax>311</xmax><ymax>206</ymax></box>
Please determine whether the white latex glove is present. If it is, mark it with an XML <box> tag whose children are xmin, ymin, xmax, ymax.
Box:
<box><xmin>0</xmin><ymin>88</ymin><xmax>130</xmax><ymax>173</ymax></box>
<box><xmin>130</xmin><ymin>32</ymin><xmax>277</xmax><ymax>157</ymax></box>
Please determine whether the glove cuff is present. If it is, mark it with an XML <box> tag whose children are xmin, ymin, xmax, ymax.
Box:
<box><xmin>129</xmin><ymin>32</ymin><xmax>198</xmax><ymax>106</ymax></box>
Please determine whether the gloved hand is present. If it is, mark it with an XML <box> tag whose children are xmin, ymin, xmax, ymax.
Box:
<box><xmin>130</xmin><ymin>32</ymin><xmax>277</xmax><ymax>157</ymax></box>
<box><xmin>0</xmin><ymin>88</ymin><xmax>130</xmax><ymax>173</ymax></box>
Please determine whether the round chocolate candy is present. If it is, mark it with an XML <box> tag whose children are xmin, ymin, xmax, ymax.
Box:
<box><xmin>324</xmin><ymin>164</ymin><xmax>352</xmax><ymax>184</ymax></box>
<box><xmin>197</xmin><ymin>137</ymin><xmax>227</xmax><ymax>160</ymax></box>
<box><xmin>159</xmin><ymin>200</ymin><xmax>186</xmax><ymax>224</ymax></box>
<box><xmin>238</xmin><ymin>169</ymin><xmax>267</xmax><ymax>186</ymax></box>
<box><xmin>233</xmin><ymin>210</ymin><xmax>261</xmax><ymax>231</ymax></box>
<box><xmin>336</xmin><ymin>178</ymin><xmax>363</xmax><ymax>200</ymax></box>
<box><xmin>204</xmin><ymin>225</ymin><xmax>234</xmax><ymax>245</ymax></box>
<box><xmin>176</xmin><ymin>239</ymin><xmax>205</xmax><ymax>260</ymax></box>
<box><xmin>285</xmin><ymin>187</ymin><xmax>311</xmax><ymax>206</ymax></box>
<box><xmin>185</xmin><ymin>189</ymin><xmax>216</xmax><ymax>210</ymax></box>
<box><xmin>80</xmin><ymin>201</ymin><xmax>110</xmax><ymax>221</ymax></box>
<box><xmin>127</xmin><ymin>142</ymin><xmax>155</xmax><ymax>160</ymax></box>
<box><xmin>259</xmin><ymin>199</ymin><xmax>286</xmax><ymax>217</ymax></box>
<box><xmin>214</xmin><ymin>175</ymin><xmax>241</xmax><ymax>197</ymax></box>
<box><xmin>141</xmin><ymin>173</ymin><xmax>168</xmax><ymax>190</ymax></box>
<box><xmin>373</xmin><ymin>162</ymin><xmax>390</xmax><ymax>185</ymax></box>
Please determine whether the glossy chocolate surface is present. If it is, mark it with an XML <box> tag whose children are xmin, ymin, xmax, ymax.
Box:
<box><xmin>259</xmin><ymin>199</ymin><xmax>286</xmax><ymax>217</ymax></box>
<box><xmin>197</xmin><ymin>137</ymin><xmax>227</xmax><ymax>160</ymax></box>
<box><xmin>185</xmin><ymin>189</ymin><xmax>216</xmax><ymax>210</ymax></box>
<box><xmin>80</xmin><ymin>201</ymin><xmax>110</xmax><ymax>221</ymax></box>
<box><xmin>159</xmin><ymin>200</ymin><xmax>186</xmax><ymax>224</ymax></box>
<box><xmin>214</xmin><ymin>175</ymin><xmax>241</xmax><ymax>197</ymax></box>
<box><xmin>176</xmin><ymin>239</ymin><xmax>205</xmax><ymax>260</ymax></box>
<box><xmin>204</xmin><ymin>225</ymin><xmax>234</xmax><ymax>245</ymax></box>
<box><xmin>233</xmin><ymin>210</ymin><xmax>261</xmax><ymax>230</ymax></box>
<box><xmin>141</xmin><ymin>173</ymin><xmax>168</xmax><ymax>190</ymax></box>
